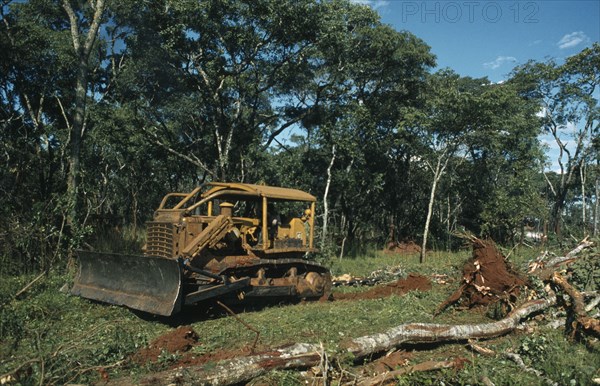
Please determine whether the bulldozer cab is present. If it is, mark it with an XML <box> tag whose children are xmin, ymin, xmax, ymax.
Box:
<box><xmin>147</xmin><ymin>182</ymin><xmax>317</xmax><ymax>258</ymax></box>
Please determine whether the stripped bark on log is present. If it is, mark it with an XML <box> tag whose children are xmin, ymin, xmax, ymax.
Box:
<box><xmin>110</xmin><ymin>343</ymin><xmax>322</xmax><ymax>386</ymax></box>
<box><xmin>345</xmin><ymin>294</ymin><xmax>556</xmax><ymax>358</ymax></box>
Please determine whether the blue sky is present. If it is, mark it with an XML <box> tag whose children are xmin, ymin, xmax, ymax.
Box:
<box><xmin>358</xmin><ymin>0</ymin><xmax>600</xmax><ymax>172</ymax></box>
<box><xmin>366</xmin><ymin>0</ymin><xmax>600</xmax><ymax>83</ymax></box>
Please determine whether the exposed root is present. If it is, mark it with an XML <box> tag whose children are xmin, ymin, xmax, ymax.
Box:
<box><xmin>436</xmin><ymin>238</ymin><xmax>526</xmax><ymax>316</ymax></box>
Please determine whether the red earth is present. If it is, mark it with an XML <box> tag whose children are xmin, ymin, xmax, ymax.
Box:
<box><xmin>334</xmin><ymin>273</ymin><xmax>431</xmax><ymax>300</ymax></box>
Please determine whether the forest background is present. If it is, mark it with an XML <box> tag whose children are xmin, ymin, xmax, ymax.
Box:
<box><xmin>1</xmin><ymin>0</ymin><xmax>599</xmax><ymax>275</ymax></box>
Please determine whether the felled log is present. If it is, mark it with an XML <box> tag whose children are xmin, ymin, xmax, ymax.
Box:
<box><xmin>345</xmin><ymin>295</ymin><xmax>556</xmax><ymax>358</ymax></box>
<box><xmin>107</xmin><ymin>293</ymin><xmax>557</xmax><ymax>386</ymax></box>
<box><xmin>551</xmin><ymin>272</ymin><xmax>600</xmax><ymax>338</ymax></box>
<box><xmin>109</xmin><ymin>343</ymin><xmax>322</xmax><ymax>386</ymax></box>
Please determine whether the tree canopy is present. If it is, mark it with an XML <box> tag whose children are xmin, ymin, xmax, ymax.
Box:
<box><xmin>1</xmin><ymin>0</ymin><xmax>598</xmax><ymax>273</ymax></box>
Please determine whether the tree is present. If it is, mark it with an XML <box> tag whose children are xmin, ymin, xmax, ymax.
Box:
<box><xmin>115</xmin><ymin>0</ymin><xmax>436</xmax><ymax>252</ymax></box>
<box><xmin>401</xmin><ymin>71</ymin><xmax>478</xmax><ymax>262</ymax></box>
<box><xmin>61</xmin><ymin>0</ymin><xmax>107</xmax><ymax>225</ymax></box>
<box><xmin>512</xmin><ymin>43</ymin><xmax>600</xmax><ymax>240</ymax></box>
<box><xmin>401</xmin><ymin>70</ymin><xmax>545</xmax><ymax>258</ymax></box>
<box><xmin>0</xmin><ymin>0</ymin><xmax>96</xmax><ymax>272</ymax></box>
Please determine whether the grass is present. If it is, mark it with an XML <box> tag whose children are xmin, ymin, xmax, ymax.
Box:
<box><xmin>1</xmin><ymin>241</ymin><xmax>598</xmax><ymax>385</ymax></box>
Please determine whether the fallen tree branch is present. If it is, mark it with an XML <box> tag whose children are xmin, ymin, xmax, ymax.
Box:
<box><xmin>465</xmin><ymin>341</ymin><xmax>558</xmax><ymax>385</ymax></box>
<box><xmin>466</xmin><ymin>340</ymin><xmax>496</xmax><ymax>356</ymax></box>
<box><xmin>15</xmin><ymin>272</ymin><xmax>46</xmax><ymax>297</ymax></box>
<box><xmin>586</xmin><ymin>295</ymin><xmax>600</xmax><ymax>313</ymax></box>
<box><xmin>504</xmin><ymin>352</ymin><xmax>557</xmax><ymax>386</ymax></box>
<box><xmin>357</xmin><ymin>358</ymin><xmax>466</xmax><ymax>386</ymax></box>
<box><xmin>109</xmin><ymin>343</ymin><xmax>322</xmax><ymax>386</ymax></box>
<box><xmin>216</xmin><ymin>301</ymin><xmax>260</xmax><ymax>352</ymax></box>
<box><xmin>345</xmin><ymin>294</ymin><xmax>556</xmax><ymax>358</ymax></box>
<box><xmin>551</xmin><ymin>272</ymin><xmax>600</xmax><ymax>338</ymax></box>
<box><xmin>9</xmin><ymin>271</ymin><xmax>47</xmax><ymax>303</ymax></box>
<box><xmin>529</xmin><ymin>238</ymin><xmax>594</xmax><ymax>273</ymax></box>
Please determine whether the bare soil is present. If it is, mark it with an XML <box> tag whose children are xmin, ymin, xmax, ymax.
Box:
<box><xmin>130</xmin><ymin>275</ymin><xmax>432</xmax><ymax>367</ymax></box>
<box><xmin>132</xmin><ymin>325</ymin><xmax>199</xmax><ymax>364</ymax></box>
<box><xmin>334</xmin><ymin>273</ymin><xmax>431</xmax><ymax>300</ymax></box>
<box><xmin>384</xmin><ymin>241</ymin><xmax>422</xmax><ymax>255</ymax></box>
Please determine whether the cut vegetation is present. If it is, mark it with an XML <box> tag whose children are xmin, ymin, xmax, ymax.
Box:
<box><xmin>1</xmin><ymin>238</ymin><xmax>599</xmax><ymax>385</ymax></box>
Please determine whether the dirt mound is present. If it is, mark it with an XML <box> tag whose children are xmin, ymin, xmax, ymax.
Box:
<box><xmin>334</xmin><ymin>273</ymin><xmax>431</xmax><ymax>300</ymax></box>
<box><xmin>133</xmin><ymin>326</ymin><xmax>199</xmax><ymax>364</ymax></box>
<box><xmin>384</xmin><ymin>241</ymin><xmax>422</xmax><ymax>255</ymax></box>
<box><xmin>436</xmin><ymin>238</ymin><xmax>527</xmax><ymax>314</ymax></box>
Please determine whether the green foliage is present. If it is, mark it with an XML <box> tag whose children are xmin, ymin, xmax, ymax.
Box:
<box><xmin>0</xmin><ymin>272</ymin><xmax>164</xmax><ymax>385</ymax></box>
<box><xmin>511</xmin><ymin>43</ymin><xmax>600</xmax><ymax>239</ymax></box>
<box><xmin>569</xmin><ymin>249</ymin><xmax>600</xmax><ymax>292</ymax></box>
<box><xmin>518</xmin><ymin>334</ymin><xmax>549</xmax><ymax>362</ymax></box>
<box><xmin>0</xmin><ymin>0</ymin><xmax>596</xmax><ymax>280</ymax></box>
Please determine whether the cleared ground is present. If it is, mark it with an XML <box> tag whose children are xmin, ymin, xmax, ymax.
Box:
<box><xmin>1</xmin><ymin>245</ymin><xmax>598</xmax><ymax>385</ymax></box>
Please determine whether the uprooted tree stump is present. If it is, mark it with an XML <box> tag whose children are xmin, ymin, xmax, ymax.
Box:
<box><xmin>435</xmin><ymin>238</ymin><xmax>527</xmax><ymax>316</ymax></box>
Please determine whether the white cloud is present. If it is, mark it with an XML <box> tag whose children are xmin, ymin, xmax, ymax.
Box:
<box><xmin>350</xmin><ymin>0</ymin><xmax>389</xmax><ymax>9</ymax></box>
<box><xmin>483</xmin><ymin>56</ymin><xmax>517</xmax><ymax>70</ymax></box>
<box><xmin>535</xmin><ymin>107</ymin><xmax>547</xmax><ymax>118</ymax></box>
<box><xmin>557</xmin><ymin>31</ymin><xmax>589</xmax><ymax>49</ymax></box>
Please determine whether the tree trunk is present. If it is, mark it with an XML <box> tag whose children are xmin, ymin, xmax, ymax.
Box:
<box><xmin>551</xmin><ymin>272</ymin><xmax>600</xmax><ymax>337</ymax></box>
<box><xmin>421</xmin><ymin>156</ymin><xmax>449</xmax><ymax>263</ymax></box>
<box><xmin>321</xmin><ymin>145</ymin><xmax>336</xmax><ymax>249</ymax></box>
<box><xmin>62</xmin><ymin>0</ymin><xmax>106</xmax><ymax>226</ymax></box>
<box><xmin>66</xmin><ymin>58</ymin><xmax>87</xmax><ymax>225</ymax></box>
<box><xmin>420</xmin><ymin>176</ymin><xmax>437</xmax><ymax>263</ymax></box>
<box><xmin>108</xmin><ymin>343</ymin><xmax>323</xmax><ymax>386</ymax></box>
<box><xmin>594</xmin><ymin>168</ymin><xmax>599</xmax><ymax>236</ymax></box>
<box><xmin>551</xmin><ymin>197</ymin><xmax>565</xmax><ymax>242</ymax></box>
<box><xmin>580</xmin><ymin>162</ymin><xmax>587</xmax><ymax>236</ymax></box>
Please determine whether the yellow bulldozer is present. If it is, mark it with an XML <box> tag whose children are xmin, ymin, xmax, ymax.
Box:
<box><xmin>71</xmin><ymin>182</ymin><xmax>331</xmax><ymax>316</ymax></box>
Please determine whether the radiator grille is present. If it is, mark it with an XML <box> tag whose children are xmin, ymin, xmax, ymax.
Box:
<box><xmin>146</xmin><ymin>222</ymin><xmax>175</xmax><ymax>258</ymax></box>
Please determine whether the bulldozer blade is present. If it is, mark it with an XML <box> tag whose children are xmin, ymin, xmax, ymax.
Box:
<box><xmin>71</xmin><ymin>251</ymin><xmax>183</xmax><ymax>316</ymax></box>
